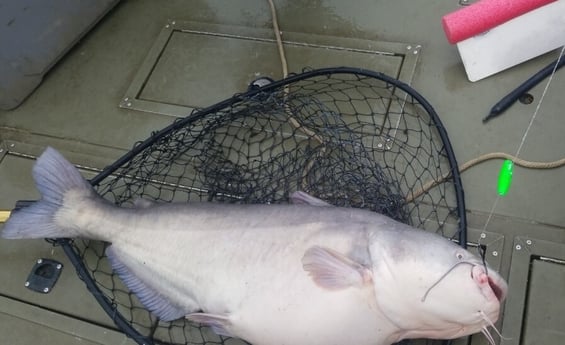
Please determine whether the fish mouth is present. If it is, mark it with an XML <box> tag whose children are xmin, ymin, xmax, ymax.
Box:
<box><xmin>471</xmin><ymin>265</ymin><xmax>507</xmax><ymax>303</ymax></box>
<box><xmin>488</xmin><ymin>276</ymin><xmax>505</xmax><ymax>302</ymax></box>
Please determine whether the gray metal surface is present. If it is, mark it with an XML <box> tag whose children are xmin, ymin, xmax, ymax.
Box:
<box><xmin>0</xmin><ymin>295</ymin><xmax>130</xmax><ymax>345</ymax></box>
<box><xmin>0</xmin><ymin>0</ymin><xmax>564</xmax><ymax>344</ymax></box>
<box><xmin>120</xmin><ymin>20</ymin><xmax>420</xmax><ymax>117</ymax></box>
<box><xmin>502</xmin><ymin>237</ymin><xmax>565</xmax><ymax>344</ymax></box>
<box><xmin>0</xmin><ymin>0</ymin><xmax>120</xmax><ymax>110</ymax></box>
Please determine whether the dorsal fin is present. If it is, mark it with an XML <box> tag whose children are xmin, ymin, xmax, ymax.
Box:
<box><xmin>290</xmin><ymin>191</ymin><xmax>332</xmax><ymax>207</ymax></box>
<box><xmin>132</xmin><ymin>198</ymin><xmax>155</xmax><ymax>208</ymax></box>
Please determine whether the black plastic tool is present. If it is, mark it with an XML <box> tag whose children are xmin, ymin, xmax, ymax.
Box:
<box><xmin>483</xmin><ymin>56</ymin><xmax>565</xmax><ymax>123</ymax></box>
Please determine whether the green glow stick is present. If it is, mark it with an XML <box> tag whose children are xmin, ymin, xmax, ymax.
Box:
<box><xmin>497</xmin><ymin>159</ymin><xmax>513</xmax><ymax>196</ymax></box>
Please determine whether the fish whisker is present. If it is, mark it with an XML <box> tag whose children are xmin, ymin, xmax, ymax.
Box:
<box><xmin>479</xmin><ymin>310</ymin><xmax>511</xmax><ymax>343</ymax></box>
<box><xmin>481</xmin><ymin>327</ymin><xmax>495</xmax><ymax>345</ymax></box>
<box><xmin>421</xmin><ymin>261</ymin><xmax>475</xmax><ymax>302</ymax></box>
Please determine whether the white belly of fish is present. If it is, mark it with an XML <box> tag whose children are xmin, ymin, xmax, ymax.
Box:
<box><xmin>90</xmin><ymin>204</ymin><xmax>393</xmax><ymax>345</ymax></box>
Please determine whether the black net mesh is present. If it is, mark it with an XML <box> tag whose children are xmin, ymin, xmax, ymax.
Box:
<box><xmin>60</xmin><ymin>67</ymin><xmax>465</xmax><ymax>345</ymax></box>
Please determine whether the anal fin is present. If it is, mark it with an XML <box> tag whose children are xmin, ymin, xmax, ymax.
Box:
<box><xmin>106</xmin><ymin>245</ymin><xmax>188</xmax><ymax>322</ymax></box>
<box><xmin>186</xmin><ymin>313</ymin><xmax>233</xmax><ymax>337</ymax></box>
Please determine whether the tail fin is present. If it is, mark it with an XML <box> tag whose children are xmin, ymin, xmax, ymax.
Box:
<box><xmin>2</xmin><ymin>147</ymin><xmax>94</xmax><ymax>239</ymax></box>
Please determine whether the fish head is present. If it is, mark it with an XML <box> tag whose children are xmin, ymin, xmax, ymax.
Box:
<box><xmin>368</xmin><ymin>228</ymin><xmax>508</xmax><ymax>342</ymax></box>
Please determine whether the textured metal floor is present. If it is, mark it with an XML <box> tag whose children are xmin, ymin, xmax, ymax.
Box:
<box><xmin>1</xmin><ymin>1</ymin><xmax>564</xmax><ymax>344</ymax></box>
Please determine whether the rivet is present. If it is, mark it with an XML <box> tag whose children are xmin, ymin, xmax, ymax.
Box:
<box><xmin>515</xmin><ymin>244</ymin><xmax>522</xmax><ymax>250</ymax></box>
<box><xmin>126</xmin><ymin>102</ymin><xmax>132</xmax><ymax>107</ymax></box>
<box><xmin>406</xmin><ymin>45</ymin><xmax>412</xmax><ymax>50</ymax></box>
<box><xmin>43</xmin><ymin>287</ymin><xmax>49</xmax><ymax>293</ymax></box>
<box><xmin>37</xmin><ymin>258</ymin><xmax>43</xmax><ymax>264</ymax></box>
<box><xmin>480</xmin><ymin>233</ymin><xmax>486</xmax><ymax>239</ymax></box>
<box><xmin>526</xmin><ymin>240</ymin><xmax>532</xmax><ymax>245</ymax></box>
<box><xmin>24</xmin><ymin>281</ymin><xmax>30</xmax><ymax>287</ymax></box>
<box><xmin>492</xmin><ymin>251</ymin><xmax>498</xmax><ymax>257</ymax></box>
<box><xmin>56</xmin><ymin>264</ymin><xmax>62</xmax><ymax>270</ymax></box>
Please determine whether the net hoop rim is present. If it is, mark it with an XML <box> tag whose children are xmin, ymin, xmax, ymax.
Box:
<box><xmin>60</xmin><ymin>66</ymin><xmax>467</xmax><ymax>345</ymax></box>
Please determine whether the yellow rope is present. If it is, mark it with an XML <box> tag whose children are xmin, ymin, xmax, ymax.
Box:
<box><xmin>268</xmin><ymin>0</ymin><xmax>323</xmax><ymax>145</ymax></box>
<box><xmin>406</xmin><ymin>153</ymin><xmax>565</xmax><ymax>203</ymax></box>
<box><xmin>460</xmin><ymin>152</ymin><xmax>565</xmax><ymax>171</ymax></box>
<box><xmin>0</xmin><ymin>210</ymin><xmax>10</xmax><ymax>223</ymax></box>
<box><xmin>268</xmin><ymin>0</ymin><xmax>288</xmax><ymax>78</ymax></box>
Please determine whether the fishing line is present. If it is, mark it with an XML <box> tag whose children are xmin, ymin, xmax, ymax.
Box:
<box><xmin>482</xmin><ymin>45</ymin><xmax>565</xmax><ymax>234</ymax></box>
<box><xmin>479</xmin><ymin>310</ymin><xmax>512</xmax><ymax>342</ymax></box>
<box><xmin>472</xmin><ymin>45</ymin><xmax>565</xmax><ymax>345</ymax></box>
<box><xmin>477</xmin><ymin>243</ymin><xmax>488</xmax><ymax>276</ymax></box>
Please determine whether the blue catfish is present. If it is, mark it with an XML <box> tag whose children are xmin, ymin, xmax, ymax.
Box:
<box><xmin>2</xmin><ymin>147</ymin><xmax>507</xmax><ymax>345</ymax></box>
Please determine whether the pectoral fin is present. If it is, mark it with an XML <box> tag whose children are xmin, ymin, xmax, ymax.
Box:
<box><xmin>186</xmin><ymin>313</ymin><xmax>233</xmax><ymax>337</ymax></box>
<box><xmin>302</xmin><ymin>246</ymin><xmax>372</xmax><ymax>290</ymax></box>
<box><xmin>290</xmin><ymin>191</ymin><xmax>332</xmax><ymax>207</ymax></box>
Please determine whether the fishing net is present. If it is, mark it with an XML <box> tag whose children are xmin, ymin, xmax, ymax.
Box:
<box><xmin>59</xmin><ymin>67</ymin><xmax>466</xmax><ymax>345</ymax></box>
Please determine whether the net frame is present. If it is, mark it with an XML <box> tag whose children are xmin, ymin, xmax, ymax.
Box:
<box><xmin>56</xmin><ymin>67</ymin><xmax>467</xmax><ymax>345</ymax></box>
